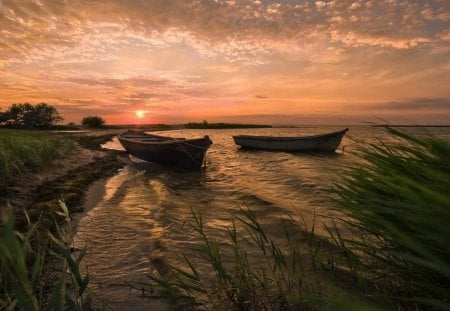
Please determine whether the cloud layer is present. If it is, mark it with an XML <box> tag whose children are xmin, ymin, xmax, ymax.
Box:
<box><xmin>0</xmin><ymin>0</ymin><xmax>449</xmax><ymax>124</ymax></box>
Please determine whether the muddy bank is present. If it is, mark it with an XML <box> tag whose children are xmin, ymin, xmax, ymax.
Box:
<box><xmin>1</xmin><ymin>133</ymin><xmax>126</xmax><ymax>226</ymax></box>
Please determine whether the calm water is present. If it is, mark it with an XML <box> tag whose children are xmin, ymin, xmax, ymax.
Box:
<box><xmin>72</xmin><ymin>126</ymin><xmax>450</xmax><ymax>309</ymax></box>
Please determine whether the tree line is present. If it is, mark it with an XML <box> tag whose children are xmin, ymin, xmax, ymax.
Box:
<box><xmin>0</xmin><ymin>103</ymin><xmax>105</xmax><ymax>129</ymax></box>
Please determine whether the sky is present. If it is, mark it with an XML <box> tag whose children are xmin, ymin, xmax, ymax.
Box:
<box><xmin>0</xmin><ymin>0</ymin><xmax>449</xmax><ymax>125</ymax></box>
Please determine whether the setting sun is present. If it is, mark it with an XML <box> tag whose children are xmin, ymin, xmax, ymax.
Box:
<box><xmin>135</xmin><ymin>110</ymin><xmax>146</xmax><ymax>119</ymax></box>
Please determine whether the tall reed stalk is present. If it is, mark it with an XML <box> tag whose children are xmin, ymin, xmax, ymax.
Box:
<box><xmin>329</xmin><ymin>127</ymin><xmax>450</xmax><ymax>310</ymax></box>
<box><xmin>140</xmin><ymin>208</ymin><xmax>333</xmax><ymax>310</ymax></box>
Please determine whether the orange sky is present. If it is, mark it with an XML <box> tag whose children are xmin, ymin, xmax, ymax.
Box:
<box><xmin>1</xmin><ymin>0</ymin><xmax>449</xmax><ymax>124</ymax></box>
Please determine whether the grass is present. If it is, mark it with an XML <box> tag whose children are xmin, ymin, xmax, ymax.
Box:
<box><xmin>75</xmin><ymin>133</ymin><xmax>119</xmax><ymax>150</ymax></box>
<box><xmin>0</xmin><ymin>201</ymin><xmax>92</xmax><ymax>310</ymax></box>
<box><xmin>139</xmin><ymin>209</ymin><xmax>382</xmax><ymax>310</ymax></box>
<box><xmin>139</xmin><ymin>127</ymin><xmax>450</xmax><ymax>310</ymax></box>
<box><xmin>33</xmin><ymin>151</ymin><xmax>124</xmax><ymax>216</ymax></box>
<box><xmin>0</xmin><ymin>130</ymin><xmax>74</xmax><ymax>193</ymax></box>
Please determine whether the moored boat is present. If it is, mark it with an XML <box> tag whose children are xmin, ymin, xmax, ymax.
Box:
<box><xmin>233</xmin><ymin>128</ymin><xmax>348</xmax><ymax>152</ymax></box>
<box><xmin>118</xmin><ymin>130</ymin><xmax>212</xmax><ymax>169</ymax></box>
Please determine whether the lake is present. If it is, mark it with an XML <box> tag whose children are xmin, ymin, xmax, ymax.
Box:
<box><xmin>72</xmin><ymin>125</ymin><xmax>450</xmax><ymax>309</ymax></box>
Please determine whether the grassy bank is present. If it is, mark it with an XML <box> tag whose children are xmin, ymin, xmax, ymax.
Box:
<box><xmin>0</xmin><ymin>130</ymin><xmax>74</xmax><ymax>193</ymax></box>
<box><xmin>1</xmin><ymin>130</ymin><xmax>125</xmax><ymax>224</ymax></box>
<box><xmin>1</xmin><ymin>130</ymin><xmax>125</xmax><ymax>309</ymax></box>
<box><xmin>141</xmin><ymin>128</ymin><xmax>450</xmax><ymax>310</ymax></box>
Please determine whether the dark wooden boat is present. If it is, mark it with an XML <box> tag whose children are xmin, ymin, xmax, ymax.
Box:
<box><xmin>233</xmin><ymin>128</ymin><xmax>348</xmax><ymax>152</ymax></box>
<box><xmin>118</xmin><ymin>130</ymin><xmax>212</xmax><ymax>168</ymax></box>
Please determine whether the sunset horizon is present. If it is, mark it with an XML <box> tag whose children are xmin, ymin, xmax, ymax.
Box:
<box><xmin>1</xmin><ymin>0</ymin><xmax>449</xmax><ymax>125</ymax></box>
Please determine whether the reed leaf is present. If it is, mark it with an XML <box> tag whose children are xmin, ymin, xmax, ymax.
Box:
<box><xmin>0</xmin><ymin>202</ymin><xmax>92</xmax><ymax>310</ymax></box>
<box><xmin>330</xmin><ymin>127</ymin><xmax>450</xmax><ymax>309</ymax></box>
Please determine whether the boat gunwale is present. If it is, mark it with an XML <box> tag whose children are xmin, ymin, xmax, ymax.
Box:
<box><xmin>118</xmin><ymin>137</ymin><xmax>209</xmax><ymax>145</ymax></box>
<box><xmin>118</xmin><ymin>131</ymin><xmax>210</xmax><ymax>146</ymax></box>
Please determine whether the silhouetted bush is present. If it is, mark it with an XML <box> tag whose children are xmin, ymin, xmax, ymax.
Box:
<box><xmin>81</xmin><ymin>116</ymin><xmax>105</xmax><ymax>128</ymax></box>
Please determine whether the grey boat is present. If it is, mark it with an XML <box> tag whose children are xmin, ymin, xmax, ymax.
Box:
<box><xmin>233</xmin><ymin>128</ymin><xmax>348</xmax><ymax>152</ymax></box>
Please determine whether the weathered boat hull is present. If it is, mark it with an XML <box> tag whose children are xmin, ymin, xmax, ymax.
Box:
<box><xmin>233</xmin><ymin>128</ymin><xmax>348</xmax><ymax>152</ymax></box>
<box><xmin>118</xmin><ymin>131</ymin><xmax>212</xmax><ymax>169</ymax></box>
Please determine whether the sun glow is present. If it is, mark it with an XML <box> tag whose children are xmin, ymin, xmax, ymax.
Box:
<box><xmin>135</xmin><ymin>110</ymin><xmax>146</xmax><ymax>119</ymax></box>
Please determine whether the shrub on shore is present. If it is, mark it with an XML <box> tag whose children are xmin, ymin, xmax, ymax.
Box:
<box><xmin>81</xmin><ymin>116</ymin><xmax>105</xmax><ymax>128</ymax></box>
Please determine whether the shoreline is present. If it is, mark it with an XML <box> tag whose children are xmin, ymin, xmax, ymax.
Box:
<box><xmin>69</xmin><ymin>178</ymin><xmax>109</xmax><ymax>237</ymax></box>
<box><xmin>68</xmin><ymin>159</ymin><xmax>172</xmax><ymax>310</ymax></box>
<box><xmin>1</xmin><ymin>131</ymin><xmax>129</xmax><ymax>306</ymax></box>
<box><xmin>1</xmin><ymin>131</ymin><xmax>126</xmax><ymax>215</ymax></box>
<box><xmin>2</xmin><ymin>129</ymin><xmax>205</xmax><ymax>309</ymax></box>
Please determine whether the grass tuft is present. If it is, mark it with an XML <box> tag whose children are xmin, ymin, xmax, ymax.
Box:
<box><xmin>0</xmin><ymin>130</ymin><xmax>74</xmax><ymax>193</ymax></box>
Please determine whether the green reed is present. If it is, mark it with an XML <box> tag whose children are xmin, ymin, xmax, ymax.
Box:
<box><xmin>142</xmin><ymin>209</ymin><xmax>383</xmax><ymax>310</ymax></box>
<box><xmin>329</xmin><ymin>127</ymin><xmax>450</xmax><ymax>310</ymax></box>
<box><xmin>140</xmin><ymin>208</ymin><xmax>335</xmax><ymax>310</ymax></box>
<box><xmin>0</xmin><ymin>130</ymin><xmax>74</xmax><ymax>192</ymax></box>
<box><xmin>0</xmin><ymin>201</ymin><xmax>92</xmax><ymax>310</ymax></box>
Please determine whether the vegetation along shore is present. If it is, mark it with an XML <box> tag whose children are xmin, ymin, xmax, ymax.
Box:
<box><xmin>0</xmin><ymin>127</ymin><xmax>127</xmax><ymax>309</ymax></box>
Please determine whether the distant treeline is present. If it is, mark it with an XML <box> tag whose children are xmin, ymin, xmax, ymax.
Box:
<box><xmin>0</xmin><ymin>103</ymin><xmax>62</xmax><ymax>129</ymax></box>
<box><xmin>372</xmin><ymin>124</ymin><xmax>450</xmax><ymax>127</ymax></box>
<box><xmin>185</xmin><ymin>122</ymin><xmax>272</xmax><ymax>129</ymax></box>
